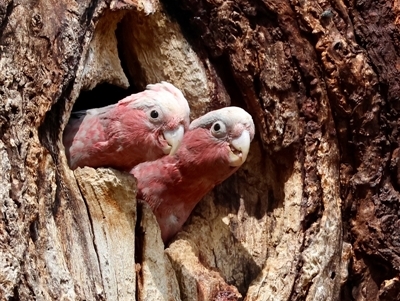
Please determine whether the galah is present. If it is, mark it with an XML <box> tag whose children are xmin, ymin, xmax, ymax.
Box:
<box><xmin>63</xmin><ymin>82</ymin><xmax>190</xmax><ymax>171</ymax></box>
<box><xmin>131</xmin><ymin>106</ymin><xmax>255</xmax><ymax>243</ymax></box>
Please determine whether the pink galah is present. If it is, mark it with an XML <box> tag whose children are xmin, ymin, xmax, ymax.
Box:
<box><xmin>131</xmin><ymin>106</ymin><xmax>255</xmax><ymax>243</ymax></box>
<box><xmin>63</xmin><ymin>82</ymin><xmax>190</xmax><ymax>171</ymax></box>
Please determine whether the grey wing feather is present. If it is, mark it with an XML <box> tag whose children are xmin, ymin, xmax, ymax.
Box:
<box><xmin>70</xmin><ymin>110</ymin><xmax>87</xmax><ymax>119</ymax></box>
<box><xmin>70</xmin><ymin>103</ymin><xmax>114</xmax><ymax>119</ymax></box>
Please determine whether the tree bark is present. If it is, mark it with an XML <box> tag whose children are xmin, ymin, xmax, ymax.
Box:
<box><xmin>0</xmin><ymin>0</ymin><xmax>399</xmax><ymax>300</ymax></box>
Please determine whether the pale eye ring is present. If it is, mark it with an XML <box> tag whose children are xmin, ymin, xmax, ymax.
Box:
<box><xmin>210</xmin><ymin>121</ymin><xmax>227</xmax><ymax>138</ymax></box>
<box><xmin>148</xmin><ymin>108</ymin><xmax>163</xmax><ymax>124</ymax></box>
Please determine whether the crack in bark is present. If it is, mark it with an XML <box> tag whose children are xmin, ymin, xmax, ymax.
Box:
<box><xmin>0</xmin><ymin>0</ymin><xmax>13</xmax><ymax>42</ymax></box>
<box><xmin>134</xmin><ymin>202</ymin><xmax>145</xmax><ymax>301</ymax></box>
<box><xmin>74</xmin><ymin>177</ymin><xmax>105</xmax><ymax>295</ymax></box>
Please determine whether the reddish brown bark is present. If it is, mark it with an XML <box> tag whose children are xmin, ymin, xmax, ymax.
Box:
<box><xmin>166</xmin><ymin>0</ymin><xmax>400</xmax><ymax>299</ymax></box>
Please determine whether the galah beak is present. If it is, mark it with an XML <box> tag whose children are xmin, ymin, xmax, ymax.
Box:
<box><xmin>162</xmin><ymin>125</ymin><xmax>185</xmax><ymax>155</ymax></box>
<box><xmin>228</xmin><ymin>130</ymin><xmax>251</xmax><ymax>167</ymax></box>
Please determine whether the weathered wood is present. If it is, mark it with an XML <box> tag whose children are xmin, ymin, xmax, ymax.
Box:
<box><xmin>137</xmin><ymin>202</ymin><xmax>181</xmax><ymax>301</ymax></box>
<box><xmin>117</xmin><ymin>3</ymin><xmax>231</xmax><ymax>118</ymax></box>
<box><xmin>1</xmin><ymin>0</ymin><xmax>400</xmax><ymax>300</ymax></box>
<box><xmin>0</xmin><ymin>0</ymin><xmax>107</xmax><ymax>298</ymax></box>
<box><xmin>164</xmin><ymin>0</ymin><xmax>400</xmax><ymax>300</ymax></box>
<box><xmin>75</xmin><ymin>168</ymin><xmax>137</xmax><ymax>300</ymax></box>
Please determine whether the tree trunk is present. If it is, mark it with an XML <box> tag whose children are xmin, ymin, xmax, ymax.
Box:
<box><xmin>0</xmin><ymin>0</ymin><xmax>399</xmax><ymax>300</ymax></box>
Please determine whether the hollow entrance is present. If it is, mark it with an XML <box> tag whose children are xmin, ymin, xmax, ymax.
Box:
<box><xmin>72</xmin><ymin>83</ymin><xmax>137</xmax><ymax>112</ymax></box>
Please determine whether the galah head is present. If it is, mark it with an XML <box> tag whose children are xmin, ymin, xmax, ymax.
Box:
<box><xmin>189</xmin><ymin>106</ymin><xmax>255</xmax><ymax>167</ymax></box>
<box><xmin>125</xmin><ymin>81</ymin><xmax>190</xmax><ymax>156</ymax></box>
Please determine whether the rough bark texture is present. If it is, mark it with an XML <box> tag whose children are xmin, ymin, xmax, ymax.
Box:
<box><xmin>1</xmin><ymin>0</ymin><xmax>399</xmax><ymax>300</ymax></box>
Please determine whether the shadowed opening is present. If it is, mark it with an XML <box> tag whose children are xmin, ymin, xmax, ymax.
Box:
<box><xmin>71</xmin><ymin>12</ymin><xmax>145</xmax><ymax>113</ymax></box>
<box><xmin>72</xmin><ymin>83</ymin><xmax>137</xmax><ymax>112</ymax></box>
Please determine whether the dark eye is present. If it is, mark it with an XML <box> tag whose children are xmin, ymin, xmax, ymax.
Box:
<box><xmin>150</xmin><ymin>110</ymin><xmax>159</xmax><ymax>119</ymax></box>
<box><xmin>210</xmin><ymin>121</ymin><xmax>227</xmax><ymax>138</ymax></box>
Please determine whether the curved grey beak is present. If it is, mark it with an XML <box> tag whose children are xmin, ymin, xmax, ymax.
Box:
<box><xmin>228</xmin><ymin>130</ymin><xmax>251</xmax><ymax>167</ymax></box>
<box><xmin>162</xmin><ymin>125</ymin><xmax>185</xmax><ymax>155</ymax></box>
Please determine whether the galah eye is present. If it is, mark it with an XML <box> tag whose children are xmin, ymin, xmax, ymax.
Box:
<box><xmin>148</xmin><ymin>109</ymin><xmax>163</xmax><ymax>123</ymax></box>
<box><xmin>210</xmin><ymin>121</ymin><xmax>227</xmax><ymax>138</ymax></box>
<box><xmin>150</xmin><ymin>110</ymin><xmax>159</xmax><ymax>119</ymax></box>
